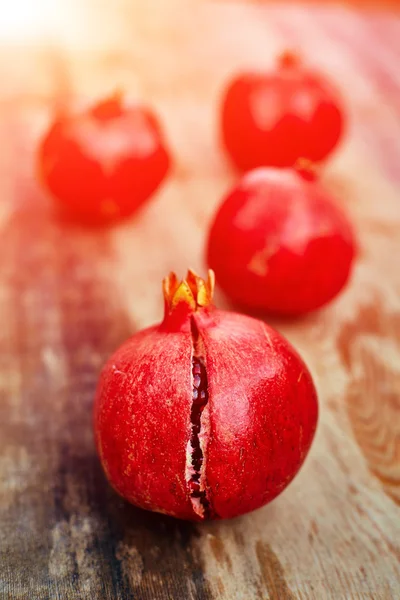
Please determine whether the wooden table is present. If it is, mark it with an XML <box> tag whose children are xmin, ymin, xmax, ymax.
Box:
<box><xmin>0</xmin><ymin>1</ymin><xmax>399</xmax><ymax>598</ymax></box>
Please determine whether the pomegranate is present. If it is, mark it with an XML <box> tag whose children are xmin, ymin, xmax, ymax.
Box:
<box><xmin>221</xmin><ymin>51</ymin><xmax>344</xmax><ymax>170</ymax></box>
<box><xmin>38</xmin><ymin>92</ymin><xmax>170</xmax><ymax>224</ymax></box>
<box><xmin>207</xmin><ymin>167</ymin><xmax>355</xmax><ymax>316</ymax></box>
<box><xmin>94</xmin><ymin>270</ymin><xmax>318</xmax><ymax>521</ymax></box>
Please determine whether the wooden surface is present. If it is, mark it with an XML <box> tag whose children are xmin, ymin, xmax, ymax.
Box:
<box><xmin>1</xmin><ymin>1</ymin><xmax>400</xmax><ymax>598</ymax></box>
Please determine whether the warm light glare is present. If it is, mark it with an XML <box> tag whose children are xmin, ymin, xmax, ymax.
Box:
<box><xmin>0</xmin><ymin>0</ymin><xmax>64</xmax><ymax>41</ymax></box>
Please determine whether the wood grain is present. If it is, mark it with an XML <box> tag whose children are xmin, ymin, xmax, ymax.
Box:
<box><xmin>0</xmin><ymin>1</ymin><xmax>399</xmax><ymax>598</ymax></box>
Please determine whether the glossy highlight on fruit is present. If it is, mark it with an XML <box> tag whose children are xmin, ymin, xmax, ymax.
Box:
<box><xmin>221</xmin><ymin>51</ymin><xmax>344</xmax><ymax>170</ymax></box>
<box><xmin>94</xmin><ymin>270</ymin><xmax>318</xmax><ymax>521</ymax></box>
<box><xmin>207</xmin><ymin>166</ymin><xmax>356</xmax><ymax>316</ymax></box>
<box><xmin>38</xmin><ymin>92</ymin><xmax>170</xmax><ymax>223</ymax></box>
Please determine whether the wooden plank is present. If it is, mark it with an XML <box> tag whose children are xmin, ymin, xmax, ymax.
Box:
<box><xmin>0</xmin><ymin>1</ymin><xmax>399</xmax><ymax>598</ymax></box>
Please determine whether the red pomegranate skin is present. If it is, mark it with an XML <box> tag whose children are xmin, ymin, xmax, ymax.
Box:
<box><xmin>207</xmin><ymin>167</ymin><xmax>356</xmax><ymax>316</ymax></box>
<box><xmin>94</xmin><ymin>271</ymin><xmax>318</xmax><ymax>521</ymax></box>
<box><xmin>221</xmin><ymin>52</ymin><xmax>344</xmax><ymax>171</ymax></box>
<box><xmin>38</xmin><ymin>93</ymin><xmax>170</xmax><ymax>223</ymax></box>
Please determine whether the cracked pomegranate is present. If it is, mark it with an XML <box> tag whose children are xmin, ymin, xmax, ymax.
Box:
<box><xmin>221</xmin><ymin>51</ymin><xmax>344</xmax><ymax>170</ymax></box>
<box><xmin>94</xmin><ymin>270</ymin><xmax>318</xmax><ymax>520</ymax></box>
<box><xmin>38</xmin><ymin>92</ymin><xmax>170</xmax><ymax>223</ymax></box>
<box><xmin>207</xmin><ymin>166</ymin><xmax>356</xmax><ymax>316</ymax></box>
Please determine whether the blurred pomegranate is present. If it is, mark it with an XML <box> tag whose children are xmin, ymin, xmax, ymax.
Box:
<box><xmin>207</xmin><ymin>166</ymin><xmax>355</xmax><ymax>315</ymax></box>
<box><xmin>38</xmin><ymin>93</ymin><xmax>171</xmax><ymax>224</ymax></box>
<box><xmin>221</xmin><ymin>51</ymin><xmax>344</xmax><ymax>170</ymax></box>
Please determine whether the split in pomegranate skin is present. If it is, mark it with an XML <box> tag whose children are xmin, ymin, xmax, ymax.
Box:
<box><xmin>221</xmin><ymin>51</ymin><xmax>344</xmax><ymax>171</ymax></box>
<box><xmin>207</xmin><ymin>167</ymin><xmax>356</xmax><ymax>316</ymax></box>
<box><xmin>38</xmin><ymin>92</ymin><xmax>171</xmax><ymax>224</ymax></box>
<box><xmin>94</xmin><ymin>270</ymin><xmax>318</xmax><ymax>521</ymax></box>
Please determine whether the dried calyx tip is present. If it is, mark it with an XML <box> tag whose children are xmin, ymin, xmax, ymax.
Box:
<box><xmin>295</xmin><ymin>158</ymin><xmax>318</xmax><ymax>182</ymax></box>
<box><xmin>91</xmin><ymin>90</ymin><xmax>124</xmax><ymax>120</ymax></box>
<box><xmin>163</xmin><ymin>269</ymin><xmax>215</xmax><ymax>312</ymax></box>
<box><xmin>279</xmin><ymin>50</ymin><xmax>301</xmax><ymax>69</ymax></box>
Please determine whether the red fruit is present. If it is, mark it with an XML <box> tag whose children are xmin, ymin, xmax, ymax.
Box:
<box><xmin>38</xmin><ymin>92</ymin><xmax>170</xmax><ymax>223</ymax></box>
<box><xmin>207</xmin><ymin>166</ymin><xmax>355</xmax><ymax>316</ymax></box>
<box><xmin>94</xmin><ymin>270</ymin><xmax>318</xmax><ymax>521</ymax></box>
<box><xmin>221</xmin><ymin>51</ymin><xmax>344</xmax><ymax>170</ymax></box>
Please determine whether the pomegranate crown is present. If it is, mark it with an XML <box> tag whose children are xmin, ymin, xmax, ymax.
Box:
<box><xmin>91</xmin><ymin>90</ymin><xmax>125</xmax><ymax>121</ymax></box>
<box><xmin>279</xmin><ymin>50</ymin><xmax>301</xmax><ymax>69</ymax></box>
<box><xmin>294</xmin><ymin>158</ymin><xmax>319</xmax><ymax>182</ymax></box>
<box><xmin>163</xmin><ymin>269</ymin><xmax>215</xmax><ymax>314</ymax></box>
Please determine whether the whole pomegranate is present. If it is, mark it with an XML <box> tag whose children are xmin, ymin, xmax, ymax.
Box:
<box><xmin>207</xmin><ymin>166</ymin><xmax>355</xmax><ymax>316</ymax></box>
<box><xmin>221</xmin><ymin>51</ymin><xmax>344</xmax><ymax>170</ymax></box>
<box><xmin>94</xmin><ymin>270</ymin><xmax>318</xmax><ymax>521</ymax></box>
<box><xmin>38</xmin><ymin>92</ymin><xmax>170</xmax><ymax>223</ymax></box>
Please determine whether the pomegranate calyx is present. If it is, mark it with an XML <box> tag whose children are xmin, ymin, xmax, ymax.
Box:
<box><xmin>91</xmin><ymin>90</ymin><xmax>125</xmax><ymax>121</ymax></box>
<box><xmin>278</xmin><ymin>50</ymin><xmax>301</xmax><ymax>70</ymax></box>
<box><xmin>163</xmin><ymin>269</ymin><xmax>215</xmax><ymax>314</ymax></box>
<box><xmin>294</xmin><ymin>157</ymin><xmax>319</xmax><ymax>182</ymax></box>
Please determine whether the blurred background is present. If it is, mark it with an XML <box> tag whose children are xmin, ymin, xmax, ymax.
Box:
<box><xmin>1</xmin><ymin>1</ymin><xmax>399</xmax><ymax>599</ymax></box>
